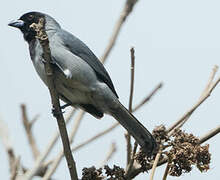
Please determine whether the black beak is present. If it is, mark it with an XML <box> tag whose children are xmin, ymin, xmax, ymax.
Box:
<box><xmin>8</xmin><ymin>19</ymin><xmax>24</xmax><ymax>28</ymax></box>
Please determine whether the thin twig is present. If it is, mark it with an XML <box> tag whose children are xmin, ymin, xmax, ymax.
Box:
<box><xmin>199</xmin><ymin>125</ymin><xmax>220</xmax><ymax>144</ymax></box>
<box><xmin>129</xmin><ymin>47</ymin><xmax>135</xmax><ymax>116</ymax></box>
<box><xmin>42</xmin><ymin>151</ymin><xmax>63</xmax><ymax>180</ymax></box>
<box><xmin>68</xmin><ymin>110</ymin><xmax>85</xmax><ymax>144</ymax></box>
<box><xmin>23</xmin><ymin>108</ymin><xmax>76</xmax><ymax>179</ymax></box>
<box><xmin>125</xmin><ymin>133</ymin><xmax>132</xmax><ymax>165</ymax></box>
<box><xmin>100</xmin><ymin>0</ymin><xmax>139</xmax><ymax>63</ymax></box>
<box><xmin>42</xmin><ymin>123</ymin><xmax>117</xmax><ymax>179</ymax></box>
<box><xmin>10</xmin><ymin>157</ymin><xmax>20</xmax><ymax>180</ymax></box>
<box><xmin>48</xmin><ymin>122</ymin><xmax>118</xmax><ymax>178</ymax></box>
<box><xmin>42</xmin><ymin>110</ymin><xmax>84</xmax><ymax>179</ymax></box>
<box><xmin>167</xmin><ymin>66</ymin><xmax>220</xmax><ymax>133</ymax></box>
<box><xmin>162</xmin><ymin>160</ymin><xmax>170</xmax><ymax>180</ymax></box>
<box><xmin>126</xmin><ymin>47</ymin><xmax>135</xmax><ymax>165</ymax></box>
<box><xmin>21</xmin><ymin>104</ymin><xmax>40</xmax><ymax>159</ymax></box>
<box><xmin>132</xmin><ymin>83</ymin><xmax>163</xmax><ymax>112</ymax></box>
<box><xmin>125</xmin><ymin>142</ymin><xmax>138</xmax><ymax>174</ymax></box>
<box><xmin>30</xmin><ymin>114</ymin><xmax>40</xmax><ymax>128</ymax></box>
<box><xmin>149</xmin><ymin>147</ymin><xmax>162</xmax><ymax>180</ymax></box>
<box><xmin>26</xmin><ymin>18</ymin><xmax>78</xmax><ymax>180</ymax></box>
<box><xmin>200</xmin><ymin>65</ymin><xmax>218</xmax><ymax>100</ymax></box>
<box><xmin>125</xmin><ymin>155</ymin><xmax>167</xmax><ymax>179</ymax></box>
<box><xmin>72</xmin><ymin>122</ymin><xmax>119</xmax><ymax>152</ymax></box>
<box><xmin>171</xmin><ymin>116</ymin><xmax>189</xmax><ymax>134</ymax></box>
<box><xmin>65</xmin><ymin>108</ymin><xmax>77</xmax><ymax>122</ymax></box>
<box><xmin>98</xmin><ymin>142</ymin><xmax>117</xmax><ymax>167</ymax></box>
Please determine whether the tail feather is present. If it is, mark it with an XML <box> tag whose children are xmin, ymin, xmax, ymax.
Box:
<box><xmin>110</xmin><ymin>102</ymin><xmax>157</xmax><ymax>155</ymax></box>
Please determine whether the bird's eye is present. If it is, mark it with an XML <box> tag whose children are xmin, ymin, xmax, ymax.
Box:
<box><xmin>28</xmin><ymin>14</ymin><xmax>34</xmax><ymax>20</ymax></box>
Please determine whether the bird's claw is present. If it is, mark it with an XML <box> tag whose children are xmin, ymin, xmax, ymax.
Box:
<box><xmin>51</xmin><ymin>107</ymin><xmax>65</xmax><ymax>117</ymax></box>
<box><xmin>51</xmin><ymin>103</ymin><xmax>72</xmax><ymax>117</ymax></box>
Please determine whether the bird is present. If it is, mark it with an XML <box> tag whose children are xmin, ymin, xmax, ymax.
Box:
<box><xmin>8</xmin><ymin>12</ymin><xmax>156</xmax><ymax>155</ymax></box>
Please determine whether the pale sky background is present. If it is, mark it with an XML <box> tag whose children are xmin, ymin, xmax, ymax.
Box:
<box><xmin>0</xmin><ymin>0</ymin><xmax>220</xmax><ymax>179</ymax></box>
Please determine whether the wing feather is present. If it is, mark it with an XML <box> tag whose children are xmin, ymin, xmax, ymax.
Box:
<box><xmin>54</xmin><ymin>30</ymin><xmax>118</xmax><ymax>98</ymax></box>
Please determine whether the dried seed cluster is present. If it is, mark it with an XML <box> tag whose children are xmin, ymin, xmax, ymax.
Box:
<box><xmin>82</xmin><ymin>166</ymin><xmax>103</xmax><ymax>180</ymax></box>
<box><xmin>104</xmin><ymin>165</ymin><xmax>125</xmax><ymax>179</ymax></box>
<box><xmin>82</xmin><ymin>165</ymin><xmax>125</xmax><ymax>180</ymax></box>
<box><xmin>135</xmin><ymin>125</ymin><xmax>168</xmax><ymax>171</ymax></box>
<box><xmin>135</xmin><ymin>127</ymin><xmax>211</xmax><ymax>177</ymax></box>
<box><xmin>153</xmin><ymin>125</ymin><xmax>169</xmax><ymax>144</ymax></box>
<box><xmin>168</xmin><ymin>129</ymin><xmax>211</xmax><ymax>176</ymax></box>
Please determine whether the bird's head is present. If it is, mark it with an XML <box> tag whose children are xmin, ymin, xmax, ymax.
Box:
<box><xmin>8</xmin><ymin>12</ymin><xmax>60</xmax><ymax>42</ymax></box>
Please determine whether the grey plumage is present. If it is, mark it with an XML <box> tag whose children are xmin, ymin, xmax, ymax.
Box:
<box><xmin>8</xmin><ymin>12</ymin><xmax>157</xmax><ymax>155</ymax></box>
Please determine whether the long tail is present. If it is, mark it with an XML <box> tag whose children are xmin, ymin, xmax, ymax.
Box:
<box><xmin>110</xmin><ymin>102</ymin><xmax>157</xmax><ymax>155</ymax></box>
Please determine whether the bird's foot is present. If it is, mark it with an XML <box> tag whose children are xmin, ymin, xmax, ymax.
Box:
<box><xmin>51</xmin><ymin>107</ymin><xmax>64</xmax><ymax>117</ymax></box>
<box><xmin>51</xmin><ymin>103</ymin><xmax>72</xmax><ymax>117</ymax></box>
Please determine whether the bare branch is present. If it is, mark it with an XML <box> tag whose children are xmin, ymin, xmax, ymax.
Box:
<box><xmin>125</xmin><ymin>142</ymin><xmax>138</xmax><ymax>175</ymax></box>
<box><xmin>162</xmin><ymin>161</ymin><xmax>170</xmax><ymax>180</ymax></box>
<box><xmin>125</xmin><ymin>133</ymin><xmax>131</xmax><ymax>164</ymax></box>
<box><xmin>125</xmin><ymin>133</ymin><xmax>132</xmax><ymax>165</ymax></box>
<box><xmin>126</xmin><ymin>47</ymin><xmax>135</xmax><ymax>165</ymax></box>
<box><xmin>23</xmin><ymin>108</ymin><xmax>76</xmax><ymax>179</ymax></box>
<box><xmin>72</xmin><ymin>122</ymin><xmax>119</xmax><ymax>153</ymax></box>
<box><xmin>65</xmin><ymin>108</ymin><xmax>77</xmax><ymax>122</ymax></box>
<box><xmin>100</xmin><ymin>0</ymin><xmax>139</xmax><ymax>63</ymax></box>
<box><xmin>69</xmin><ymin>110</ymin><xmax>85</xmax><ymax>144</ymax></box>
<box><xmin>132</xmin><ymin>83</ymin><xmax>163</xmax><ymax>112</ymax></box>
<box><xmin>10</xmin><ymin>157</ymin><xmax>20</xmax><ymax>180</ymax></box>
<box><xmin>128</xmin><ymin>47</ymin><xmax>135</xmax><ymax>113</ymax></box>
<box><xmin>149</xmin><ymin>147</ymin><xmax>162</xmax><ymax>180</ymax></box>
<box><xmin>21</xmin><ymin>104</ymin><xmax>40</xmax><ymax>159</ymax></box>
<box><xmin>199</xmin><ymin>125</ymin><xmax>220</xmax><ymax>144</ymax></box>
<box><xmin>167</xmin><ymin>65</ymin><xmax>220</xmax><ymax>133</ymax></box>
<box><xmin>30</xmin><ymin>114</ymin><xmax>40</xmax><ymax>128</ymax></box>
<box><xmin>200</xmin><ymin>65</ymin><xmax>218</xmax><ymax>99</ymax></box>
<box><xmin>25</xmin><ymin>18</ymin><xmax>78</xmax><ymax>180</ymax></box>
<box><xmin>42</xmin><ymin>151</ymin><xmax>63</xmax><ymax>180</ymax></box>
<box><xmin>42</xmin><ymin>110</ymin><xmax>85</xmax><ymax>179</ymax></box>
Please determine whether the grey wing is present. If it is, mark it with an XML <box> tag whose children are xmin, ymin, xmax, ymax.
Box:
<box><xmin>55</xmin><ymin>29</ymin><xmax>118</xmax><ymax>98</ymax></box>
